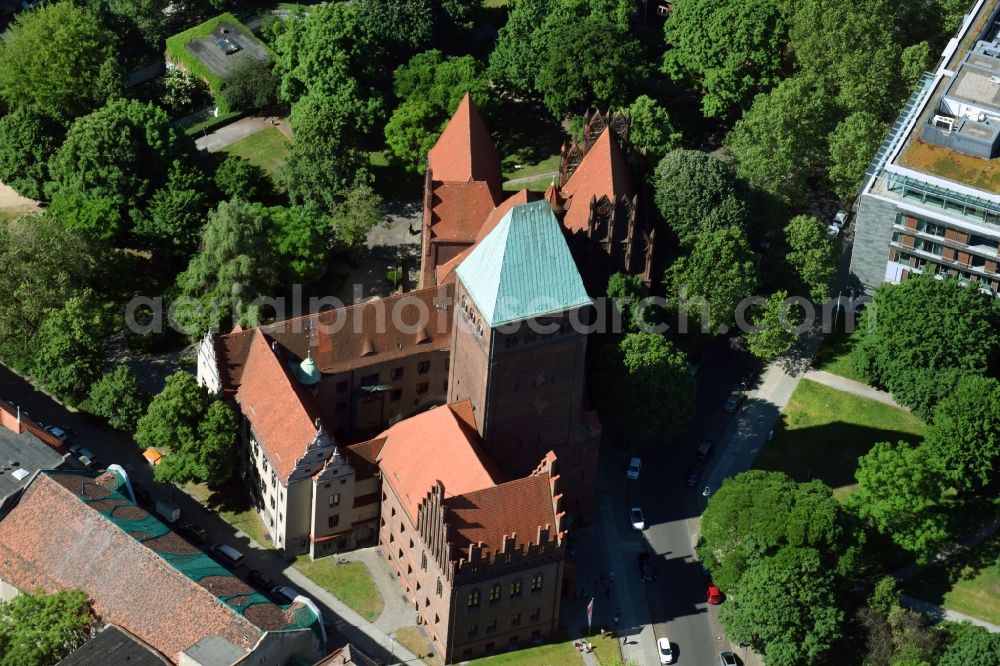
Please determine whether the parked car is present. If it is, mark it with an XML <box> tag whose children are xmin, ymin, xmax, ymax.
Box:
<box><xmin>707</xmin><ymin>584</ymin><xmax>725</xmax><ymax>605</ymax></box>
<box><xmin>271</xmin><ymin>585</ymin><xmax>302</xmax><ymax>604</ymax></box>
<box><xmin>658</xmin><ymin>637</ymin><xmax>675</xmax><ymax>664</ymax></box>
<box><xmin>686</xmin><ymin>463</ymin><xmax>705</xmax><ymax>487</ymax></box>
<box><xmin>44</xmin><ymin>425</ymin><xmax>68</xmax><ymax>442</ymax></box>
<box><xmin>625</xmin><ymin>457</ymin><xmax>642</xmax><ymax>480</ymax></box>
<box><xmin>696</xmin><ymin>440</ymin><xmax>716</xmax><ymax>460</ymax></box>
<box><xmin>833</xmin><ymin>210</ymin><xmax>849</xmax><ymax>229</ymax></box>
<box><xmin>637</xmin><ymin>552</ymin><xmax>655</xmax><ymax>582</ymax></box>
<box><xmin>176</xmin><ymin>521</ymin><xmax>208</xmax><ymax>544</ymax></box>
<box><xmin>720</xmin><ymin>651</ymin><xmax>738</xmax><ymax>666</ymax></box>
<box><xmin>130</xmin><ymin>482</ymin><xmax>151</xmax><ymax>504</ymax></box>
<box><xmin>723</xmin><ymin>389</ymin><xmax>745</xmax><ymax>414</ymax></box>
<box><xmin>211</xmin><ymin>543</ymin><xmax>245</xmax><ymax>568</ymax></box>
<box><xmin>629</xmin><ymin>507</ymin><xmax>645</xmax><ymax>531</ymax></box>
<box><xmin>68</xmin><ymin>444</ymin><xmax>95</xmax><ymax>460</ymax></box>
<box><xmin>248</xmin><ymin>569</ymin><xmax>276</xmax><ymax>590</ymax></box>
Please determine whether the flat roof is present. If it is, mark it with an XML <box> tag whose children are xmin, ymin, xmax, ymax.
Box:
<box><xmin>0</xmin><ymin>425</ymin><xmax>65</xmax><ymax>500</ymax></box>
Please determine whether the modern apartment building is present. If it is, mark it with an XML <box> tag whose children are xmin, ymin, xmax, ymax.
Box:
<box><xmin>851</xmin><ymin>0</ymin><xmax>1000</xmax><ymax>294</ymax></box>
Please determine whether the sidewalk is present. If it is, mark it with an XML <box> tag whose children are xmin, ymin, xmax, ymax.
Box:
<box><xmin>194</xmin><ymin>115</ymin><xmax>289</xmax><ymax>152</ymax></box>
<box><xmin>901</xmin><ymin>594</ymin><xmax>1000</xmax><ymax>633</ymax></box>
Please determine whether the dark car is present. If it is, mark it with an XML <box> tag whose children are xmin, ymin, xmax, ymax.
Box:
<box><xmin>248</xmin><ymin>569</ymin><xmax>276</xmax><ymax>590</ymax></box>
<box><xmin>720</xmin><ymin>651</ymin><xmax>738</xmax><ymax>666</ymax></box>
<box><xmin>637</xmin><ymin>552</ymin><xmax>655</xmax><ymax>582</ymax></box>
<box><xmin>723</xmin><ymin>389</ymin><xmax>745</xmax><ymax>414</ymax></box>
<box><xmin>696</xmin><ymin>440</ymin><xmax>716</xmax><ymax>460</ymax></box>
<box><xmin>686</xmin><ymin>462</ymin><xmax>705</xmax><ymax>487</ymax></box>
<box><xmin>176</xmin><ymin>521</ymin><xmax>208</xmax><ymax>544</ymax></box>
<box><xmin>130</xmin><ymin>482</ymin><xmax>151</xmax><ymax>504</ymax></box>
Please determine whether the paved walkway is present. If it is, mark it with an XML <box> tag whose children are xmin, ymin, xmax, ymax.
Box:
<box><xmin>194</xmin><ymin>115</ymin><xmax>290</xmax><ymax>152</ymax></box>
<box><xmin>503</xmin><ymin>170</ymin><xmax>557</xmax><ymax>187</ymax></box>
<box><xmin>804</xmin><ymin>369</ymin><xmax>902</xmax><ymax>408</ymax></box>
<box><xmin>901</xmin><ymin>595</ymin><xmax>1000</xmax><ymax>633</ymax></box>
<box><xmin>347</xmin><ymin>546</ymin><xmax>416</xmax><ymax>634</ymax></box>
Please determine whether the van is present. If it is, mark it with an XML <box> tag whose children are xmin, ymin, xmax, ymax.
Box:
<box><xmin>211</xmin><ymin>543</ymin><xmax>245</xmax><ymax>567</ymax></box>
<box><xmin>155</xmin><ymin>499</ymin><xmax>180</xmax><ymax>523</ymax></box>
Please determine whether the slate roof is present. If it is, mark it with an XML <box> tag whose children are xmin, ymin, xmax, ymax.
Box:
<box><xmin>428</xmin><ymin>94</ymin><xmax>502</xmax><ymax>197</ymax></box>
<box><xmin>0</xmin><ymin>471</ymin><xmax>317</xmax><ymax>663</ymax></box>
<box><xmin>0</xmin><ymin>408</ymin><xmax>67</xmax><ymax>501</ymax></box>
<box><xmin>58</xmin><ymin>625</ymin><xmax>170</xmax><ymax>665</ymax></box>
<box><xmin>455</xmin><ymin>200</ymin><xmax>591</xmax><ymax>327</ymax></box>
<box><xmin>444</xmin><ymin>473</ymin><xmax>558</xmax><ymax>555</ymax></box>
<box><xmin>236</xmin><ymin>331</ymin><xmax>328</xmax><ymax>484</ymax></box>
<box><xmin>215</xmin><ymin>284</ymin><xmax>454</xmax><ymax>394</ymax></box>
<box><xmin>560</xmin><ymin>127</ymin><xmax>634</xmax><ymax>233</ymax></box>
<box><xmin>374</xmin><ymin>402</ymin><xmax>506</xmax><ymax>524</ymax></box>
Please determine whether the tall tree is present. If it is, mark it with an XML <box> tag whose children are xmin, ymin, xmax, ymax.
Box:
<box><xmin>662</xmin><ymin>0</ymin><xmax>789</xmax><ymax>118</ymax></box>
<box><xmin>0</xmin><ymin>216</ymin><xmax>93</xmax><ymax>370</ymax></box>
<box><xmin>784</xmin><ymin>215</ymin><xmax>837</xmax><ymax>301</ymax></box>
<box><xmin>747</xmin><ymin>291</ymin><xmax>799</xmax><ymax>362</ymax></box>
<box><xmin>134</xmin><ymin>160</ymin><xmax>213</xmax><ymax>259</ymax></box>
<box><xmin>625</xmin><ymin>95</ymin><xmax>682</xmax><ymax>163</ymax></box>
<box><xmin>0</xmin><ymin>2</ymin><xmax>122</xmax><ymax>120</ymax></box>
<box><xmin>488</xmin><ymin>0</ymin><xmax>551</xmax><ymax>95</ymax></box>
<box><xmin>664</xmin><ymin>225</ymin><xmax>758</xmax><ymax>334</ymax></box>
<box><xmin>328</xmin><ymin>185</ymin><xmax>384</xmax><ymax>251</ymax></box>
<box><xmin>725</xmin><ymin>73</ymin><xmax>837</xmax><ymax>206</ymax></box>
<box><xmin>606</xmin><ymin>272</ymin><xmax>655</xmax><ymax>333</ymax></box>
<box><xmin>283</xmin><ymin>90</ymin><xmax>374</xmax><ymax>212</ymax></box>
<box><xmin>0</xmin><ymin>589</ymin><xmax>95</xmax><ymax>666</ymax></box>
<box><xmin>828</xmin><ymin>112</ymin><xmax>887</xmax><ymax>200</ymax></box>
<box><xmin>699</xmin><ymin>470</ymin><xmax>857</xmax><ymax>593</ymax></box>
<box><xmin>938</xmin><ymin>622</ymin><xmax>1000</xmax><ymax>666</ymax></box>
<box><xmin>0</xmin><ymin>108</ymin><xmax>63</xmax><ymax>201</ymax></box>
<box><xmin>220</xmin><ymin>58</ymin><xmax>278</xmax><ymax>113</ymax></box>
<box><xmin>924</xmin><ymin>375</ymin><xmax>1000</xmax><ymax>494</ymax></box>
<box><xmin>354</xmin><ymin>0</ymin><xmax>434</xmax><ymax>53</ymax></box>
<box><xmin>851</xmin><ymin>275</ymin><xmax>999</xmax><ymax>418</ymax></box>
<box><xmin>30</xmin><ymin>295</ymin><xmax>105</xmax><ymax>405</ymax></box>
<box><xmin>47</xmin><ymin>99</ymin><xmax>188</xmax><ymax>233</ymax></box>
<box><xmin>652</xmin><ymin>150</ymin><xmax>748</xmax><ymax>245</ymax></box>
<box><xmin>88</xmin><ymin>365</ymin><xmax>150</xmax><ymax>432</ymax></box>
<box><xmin>720</xmin><ymin>546</ymin><xmax>844</xmax><ymax>666</ymax></box>
<box><xmin>174</xmin><ymin>199</ymin><xmax>279</xmax><ymax>336</ymax></box>
<box><xmin>267</xmin><ymin>205</ymin><xmax>329</xmax><ymax>284</ymax></box>
<box><xmin>849</xmin><ymin>441</ymin><xmax>948</xmax><ymax>561</ymax></box>
<box><xmin>135</xmin><ymin>371</ymin><xmax>236</xmax><ymax>486</ymax></box>
<box><xmin>598</xmin><ymin>332</ymin><xmax>696</xmax><ymax>446</ymax></box>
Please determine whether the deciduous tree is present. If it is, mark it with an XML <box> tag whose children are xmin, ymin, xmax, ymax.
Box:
<box><xmin>0</xmin><ymin>2</ymin><xmax>122</xmax><ymax>120</ymax></box>
<box><xmin>220</xmin><ymin>58</ymin><xmax>278</xmax><ymax>112</ymax></box>
<box><xmin>625</xmin><ymin>95</ymin><xmax>682</xmax><ymax>163</ymax></box>
<box><xmin>0</xmin><ymin>108</ymin><xmax>62</xmax><ymax>201</ymax></box>
<box><xmin>746</xmin><ymin>291</ymin><xmax>799</xmax><ymax>362</ymax></box>
<box><xmin>0</xmin><ymin>589</ymin><xmax>95</xmax><ymax>666</ymax></box>
<box><xmin>329</xmin><ymin>185</ymin><xmax>384</xmax><ymax>250</ymax></box>
<box><xmin>662</xmin><ymin>0</ymin><xmax>789</xmax><ymax>118</ymax></box>
<box><xmin>135</xmin><ymin>161</ymin><xmax>213</xmax><ymax>258</ymax></box>
<box><xmin>354</xmin><ymin>0</ymin><xmax>434</xmax><ymax>53</ymax></box>
<box><xmin>924</xmin><ymin>375</ymin><xmax>1000</xmax><ymax>494</ymax></box>
<box><xmin>214</xmin><ymin>155</ymin><xmax>272</xmax><ymax>202</ymax></box>
<box><xmin>938</xmin><ymin>622</ymin><xmax>1000</xmax><ymax>666</ymax></box>
<box><xmin>652</xmin><ymin>150</ymin><xmax>748</xmax><ymax>245</ymax></box>
<box><xmin>88</xmin><ymin>365</ymin><xmax>150</xmax><ymax>432</ymax></box>
<box><xmin>784</xmin><ymin>215</ymin><xmax>837</xmax><ymax>301</ymax></box>
<box><xmin>30</xmin><ymin>295</ymin><xmax>105</xmax><ymax>405</ymax></box>
<box><xmin>606</xmin><ymin>272</ymin><xmax>654</xmax><ymax>333</ymax></box>
<box><xmin>828</xmin><ymin>112</ymin><xmax>887</xmax><ymax>201</ymax></box>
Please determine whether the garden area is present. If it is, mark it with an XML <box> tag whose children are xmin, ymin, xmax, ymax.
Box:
<box><xmin>221</xmin><ymin>126</ymin><xmax>291</xmax><ymax>180</ymax></box>
<box><xmin>754</xmin><ymin>378</ymin><xmax>927</xmax><ymax>496</ymax></box>
<box><xmin>293</xmin><ymin>556</ymin><xmax>383</xmax><ymax>622</ymax></box>
<box><xmin>185</xmin><ymin>477</ymin><xmax>272</xmax><ymax>549</ymax></box>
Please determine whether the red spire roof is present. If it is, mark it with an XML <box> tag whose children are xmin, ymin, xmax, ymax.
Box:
<box><xmin>428</xmin><ymin>94</ymin><xmax>502</xmax><ymax>197</ymax></box>
<box><xmin>560</xmin><ymin>127</ymin><xmax>634</xmax><ymax>233</ymax></box>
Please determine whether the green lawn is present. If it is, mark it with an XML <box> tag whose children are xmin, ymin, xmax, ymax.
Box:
<box><xmin>395</xmin><ymin>625</ymin><xmax>443</xmax><ymax>666</ymax></box>
<box><xmin>754</xmin><ymin>379</ymin><xmax>927</xmax><ymax>492</ymax></box>
<box><xmin>503</xmin><ymin>176</ymin><xmax>555</xmax><ymax>193</ymax></box>
<box><xmin>905</xmin><ymin>532</ymin><xmax>1000</xmax><ymax>625</ymax></box>
<box><xmin>813</xmin><ymin>326</ymin><xmax>865</xmax><ymax>382</ymax></box>
<box><xmin>293</xmin><ymin>557</ymin><xmax>383</xmax><ymax>622</ymax></box>
<box><xmin>221</xmin><ymin>127</ymin><xmax>291</xmax><ymax>179</ymax></box>
<box><xmin>185</xmin><ymin>478</ymin><xmax>273</xmax><ymax>548</ymax></box>
<box><xmin>502</xmin><ymin>154</ymin><xmax>560</xmax><ymax>183</ymax></box>
<box><xmin>467</xmin><ymin>640</ymin><xmax>582</xmax><ymax>665</ymax></box>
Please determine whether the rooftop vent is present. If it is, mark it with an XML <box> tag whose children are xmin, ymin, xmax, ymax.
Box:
<box><xmin>990</xmin><ymin>76</ymin><xmax>1000</xmax><ymax>84</ymax></box>
<box><xmin>12</xmin><ymin>469</ymin><xmax>28</xmax><ymax>481</ymax></box>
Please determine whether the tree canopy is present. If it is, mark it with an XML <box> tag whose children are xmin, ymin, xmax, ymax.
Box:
<box><xmin>30</xmin><ymin>295</ymin><xmax>105</xmax><ymax>405</ymax></box>
<box><xmin>652</xmin><ymin>150</ymin><xmax>748</xmax><ymax>246</ymax></box>
<box><xmin>0</xmin><ymin>108</ymin><xmax>62</xmax><ymax>201</ymax></box>
<box><xmin>0</xmin><ymin>589</ymin><xmax>95</xmax><ymax>666</ymax></box>
<box><xmin>827</xmin><ymin>112</ymin><xmax>887</xmax><ymax>200</ymax></box>
<box><xmin>0</xmin><ymin>1</ymin><xmax>122</xmax><ymax>121</ymax></box>
<box><xmin>88</xmin><ymin>365</ymin><xmax>150</xmax><ymax>432</ymax></box>
<box><xmin>850</xmin><ymin>275</ymin><xmax>1000</xmax><ymax>419</ymax></box>
<box><xmin>135</xmin><ymin>161</ymin><xmax>213</xmax><ymax>260</ymax></box>
<box><xmin>938</xmin><ymin>622</ymin><xmax>1000</xmax><ymax>666</ymax></box>
<box><xmin>923</xmin><ymin>375</ymin><xmax>1000</xmax><ymax>494</ymax></box>
<box><xmin>598</xmin><ymin>333</ymin><xmax>696</xmax><ymax>446</ymax></box>
<box><xmin>135</xmin><ymin>371</ymin><xmax>236</xmax><ymax>486</ymax></box>
<box><xmin>784</xmin><ymin>215</ymin><xmax>837</xmax><ymax>302</ymax></box>
<box><xmin>746</xmin><ymin>291</ymin><xmax>799</xmax><ymax>362</ymax></box>
<box><xmin>662</xmin><ymin>0</ymin><xmax>789</xmax><ymax>118</ymax></box>
<box><xmin>220</xmin><ymin>58</ymin><xmax>278</xmax><ymax>113</ymax></box>
<box><xmin>625</xmin><ymin>95</ymin><xmax>682</xmax><ymax>163</ymax></box>
<box><xmin>664</xmin><ymin>225</ymin><xmax>758</xmax><ymax>334</ymax></box>
<box><xmin>606</xmin><ymin>272</ymin><xmax>654</xmax><ymax>333</ymax></box>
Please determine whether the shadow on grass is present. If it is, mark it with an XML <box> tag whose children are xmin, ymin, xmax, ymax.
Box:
<box><xmin>904</xmin><ymin>529</ymin><xmax>1000</xmax><ymax>607</ymax></box>
<box><xmin>369</xmin><ymin>151</ymin><xmax>423</xmax><ymax>202</ymax></box>
<box><xmin>203</xmin><ymin>476</ymin><xmax>256</xmax><ymax>514</ymax></box>
<box><xmin>491</xmin><ymin>99</ymin><xmax>567</xmax><ymax>175</ymax></box>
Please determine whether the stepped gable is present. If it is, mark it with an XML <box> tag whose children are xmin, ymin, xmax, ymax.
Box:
<box><xmin>559</xmin><ymin>126</ymin><xmax>634</xmax><ymax>233</ymax></box>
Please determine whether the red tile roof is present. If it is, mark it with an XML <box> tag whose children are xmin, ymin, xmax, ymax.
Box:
<box><xmin>560</xmin><ymin>127</ymin><xmax>634</xmax><ymax>233</ymax></box>
<box><xmin>428</xmin><ymin>94</ymin><xmax>502</xmax><ymax>196</ymax></box>
<box><xmin>215</xmin><ymin>284</ymin><xmax>455</xmax><ymax>394</ymax></box>
<box><xmin>444</xmin><ymin>473</ymin><xmax>558</xmax><ymax>555</ymax></box>
<box><xmin>236</xmin><ymin>331</ymin><xmax>327</xmax><ymax>484</ymax></box>
<box><xmin>428</xmin><ymin>181</ymin><xmax>498</xmax><ymax>243</ymax></box>
<box><xmin>375</xmin><ymin>402</ymin><xmax>506</xmax><ymax>524</ymax></box>
<box><xmin>433</xmin><ymin>189</ymin><xmax>538</xmax><ymax>285</ymax></box>
<box><xmin>0</xmin><ymin>398</ymin><xmax>68</xmax><ymax>454</ymax></box>
<box><xmin>0</xmin><ymin>473</ymin><xmax>270</xmax><ymax>662</ymax></box>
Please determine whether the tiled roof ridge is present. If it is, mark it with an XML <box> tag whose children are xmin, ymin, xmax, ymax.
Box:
<box><xmin>34</xmin><ymin>472</ymin><xmax>263</xmax><ymax>630</ymax></box>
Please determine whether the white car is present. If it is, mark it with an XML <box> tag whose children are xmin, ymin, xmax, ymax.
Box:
<box><xmin>658</xmin><ymin>637</ymin><xmax>674</xmax><ymax>664</ymax></box>
<box><xmin>626</xmin><ymin>457</ymin><xmax>642</xmax><ymax>480</ymax></box>
<box><xmin>629</xmin><ymin>507</ymin><xmax>645</xmax><ymax>531</ymax></box>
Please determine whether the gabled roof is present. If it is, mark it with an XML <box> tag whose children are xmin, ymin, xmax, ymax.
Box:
<box><xmin>236</xmin><ymin>331</ymin><xmax>328</xmax><ymax>484</ymax></box>
<box><xmin>444</xmin><ymin>473</ymin><xmax>558</xmax><ymax>555</ymax></box>
<box><xmin>455</xmin><ymin>200</ymin><xmax>591</xmax><ymax>327</ymax></box>
<box><xmin>560</xmin><ymin>127</ymin><xmax>634</xmax><ymax>233</ymax></box>
<box><xmin>215</xmin><ymin>284</ymin><xmax>454</xmax><ymax>394</ymax></box>
<box><xmin>428</xmin><ymin>94</ymin><xmax>502</xmax><ymax>197</ymax></box>
<box><xmin>375</xmin><ymin>402</ymin><xmax>506</xmax><ymax>524</ymax></box>
<box><xmin>434</xmin><ymin>190</ymin><xmax>538</xmax><ymax>285</ymax></box>
<box><xmin>427</xmin><ymin>181</ymin><xmax>498</xmax><ymax>243</ymax></box>
<box><xmin>59</xmin><ymin>625</ymin><xmax>170</xmax><ymax>665</ymax></box>
<box><xmin>0</xmin><ymin>471</ymin><xmax>316</xmax><ymax>663</ymax></box>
